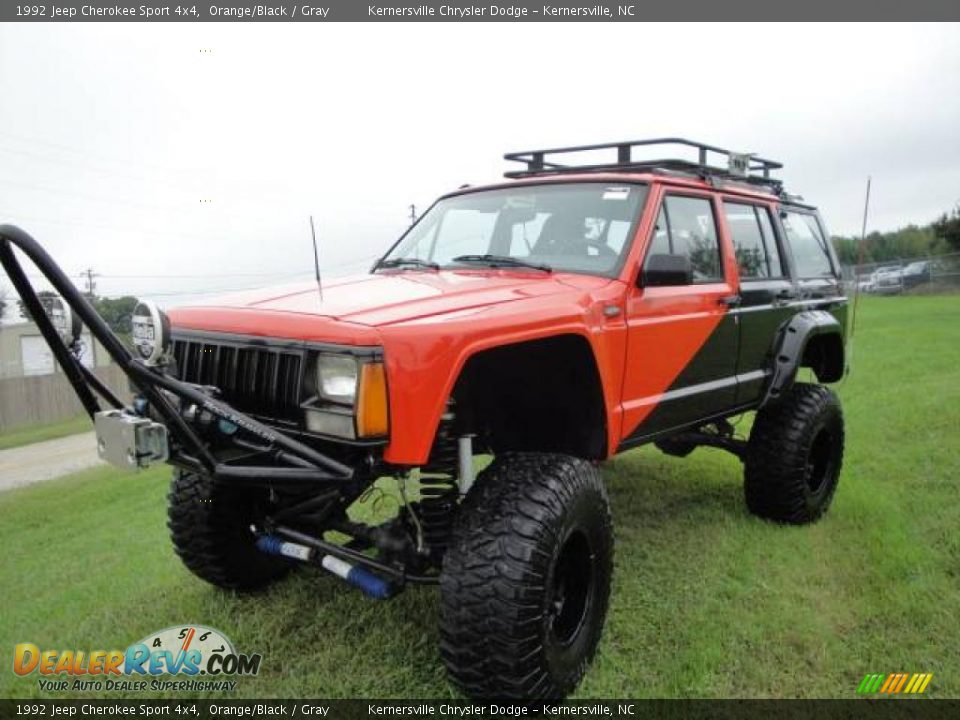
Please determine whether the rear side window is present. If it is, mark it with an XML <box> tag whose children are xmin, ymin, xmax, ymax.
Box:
<box><xmin>723</xmin><ymin>202</ymin><xmax>784</xmax><ymax>279</ymax></box>
<box><xmin>646</xmin><ymin>195</ymin><xmax>722</xmax><ymax>282</ymax></box>
<box><xmin>781</xmin><ymin>210</ymin><xmax>835</xmax><ymax>278</ymax></box>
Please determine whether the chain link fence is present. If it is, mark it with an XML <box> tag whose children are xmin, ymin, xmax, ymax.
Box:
<box><xmin>842</xmin><ymin>252</ymin><xmax>960</xmax><ymax>296</ymax></box>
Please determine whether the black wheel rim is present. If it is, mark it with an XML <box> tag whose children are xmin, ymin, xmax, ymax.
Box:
<box><xmin>805</xmin><ymin>427</ymin><xmax>835</xmax><ymax>495</ymax></box>
<box><xmin>548</xmin><ymin>530</ymin><xmax>594</xmax><ymax>647</ymax></box>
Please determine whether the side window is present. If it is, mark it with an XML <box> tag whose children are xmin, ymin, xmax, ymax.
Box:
<box><xmin>756</xmin><ymin>207</ymin><xmax>784</xmax><ymax>277</ymax></box>
<box><xmin>781</xmin><ymin>210</ymin><xmax>834</xmax><ymax>278</ymax></box>
<box><xmin>723</xmin><ymin>202</ymin><xmax>785</xmax><ymax>280</ymax></box>
<box><xmin>647</xmin><ymin>196</ymin><xmax>722</xmax><ymax>282</ymax></box>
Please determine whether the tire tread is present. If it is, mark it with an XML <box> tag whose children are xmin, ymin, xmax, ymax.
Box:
<box><xmin>745</xmin><ymin>383</ymin><xmax>844</xmax><ymax>524</ymax></box>
<box><xmin>439</xmin><ymin>452</ymin><xmax>612</xmax><ymax>699</ymax></box>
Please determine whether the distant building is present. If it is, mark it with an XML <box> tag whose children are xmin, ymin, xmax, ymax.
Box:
<box><xmin>0</xmin><ymin>322</ymin><xmax>113</xmax><ymax>380</ymax></box>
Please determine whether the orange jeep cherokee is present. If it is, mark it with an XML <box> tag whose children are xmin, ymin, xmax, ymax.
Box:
<box><xmin>0</xmin><ymin>138</ymin><xmax>847</xmax><ymax>700</ymax></box>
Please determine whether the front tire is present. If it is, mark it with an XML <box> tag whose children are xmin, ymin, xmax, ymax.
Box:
<box><xmin>167</xmin><ymin>470</ymin><xmax>291</xmax><ymax>590</ymax></box>
<box><xmin>439</xmin><ymin>453</ymin><xmax>613</xmax><ymax>699</ymax></box>
<box><xmin>745</xmin><ymin>383</ymin><xmax>844</xmax><ymax>524</ymax></box>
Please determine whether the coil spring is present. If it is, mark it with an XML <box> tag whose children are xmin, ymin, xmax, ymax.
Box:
<box><xmin>416</xmin><ymin>420</ymin><xmax>459</xmax><ymax>556</ymax></box>
<box><xmin>421</xmin><ymin>421</ymin><xmax>457</xmax><ymax>475</ymax></box>
<box><xmin>417</xmin><ymin>479</ymin><xmax>458</xmax><ymax>556</ymax></box>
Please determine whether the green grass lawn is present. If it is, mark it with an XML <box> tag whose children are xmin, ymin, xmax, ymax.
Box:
<box><xmin>0</xmin><ymin>414</ymin><xmax>90</xmax><ymax>451</ymax></box>
<box><xmin>1</xmin><ymin>295</ymin><xmax>958</xmax><ymax>699</ymax></box>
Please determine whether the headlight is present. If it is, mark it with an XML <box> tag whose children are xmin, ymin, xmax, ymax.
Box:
<box><xmin>307</xmin><ymin>356</ymin><xmax>389</xmax><ymax>440</ymax></box>
<box><xmin>316</xmin><ymin>355</ymin><xmax>359</xmax><ymax>403</ymax></box>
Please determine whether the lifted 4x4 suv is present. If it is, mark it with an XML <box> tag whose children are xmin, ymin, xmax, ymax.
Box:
<box><xmin>1</xmin><ymin>138</ymin><xmax>847</xmax><ymax>700</ymax></box>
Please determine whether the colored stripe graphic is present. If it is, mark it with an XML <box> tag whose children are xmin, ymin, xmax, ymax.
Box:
<box><xmin>858</xmin><ymin>673</ymin><xmax>933</xmax><ymax>695</ymax></box>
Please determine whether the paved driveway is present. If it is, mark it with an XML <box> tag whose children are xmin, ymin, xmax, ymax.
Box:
<box><xmin>0</xmin><ymin>432</ymin><xmax>103</xmax><ymax>492</ymax></box>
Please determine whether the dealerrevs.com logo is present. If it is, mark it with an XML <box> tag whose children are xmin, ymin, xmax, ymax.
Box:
<box><xmin>13</xmin><ymin>625</ymin><xmax>261</xmax><ymax>693</ymax></box>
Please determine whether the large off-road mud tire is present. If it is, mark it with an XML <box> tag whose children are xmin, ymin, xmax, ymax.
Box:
<box><xmin>167</xmin><ymin>470</ymin><xmax>291</xmax><ymax>590</ymax></box>
<box><xmin>745</xmin><ymin>382</ymin><xmax>844</xmax><ymax>524</ymax></box>
<box><xmin>439</xmin><ymin>453</ymin><xmax>613</xmax><ymax>699</ymax></box>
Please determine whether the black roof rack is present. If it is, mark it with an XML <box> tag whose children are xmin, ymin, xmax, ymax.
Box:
<box><xmin>504</xmin><ymin>137</ymin><xmax>784</xmax><ymax>193</ymax></box>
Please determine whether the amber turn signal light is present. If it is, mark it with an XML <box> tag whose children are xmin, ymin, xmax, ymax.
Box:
<box><xmin>356</xmin><ymin>362</ymin><xmax>389</xmax><ymax>438</ymax></box>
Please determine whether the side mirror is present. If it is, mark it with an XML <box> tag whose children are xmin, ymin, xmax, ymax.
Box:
<box><xmin>640</xmin><ymin>254</ymin><xmax>693</xmax><ymax>287</ymax></box>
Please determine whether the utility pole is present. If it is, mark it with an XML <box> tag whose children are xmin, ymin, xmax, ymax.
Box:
<box><xmin>82</xmin><ymin>268</ymin><xmax>99</xmax><ymax>298</ymax></box>
<box><xmin>409</xmin><ymin>204</ymin><xmax>417</xmax><ymax>225</ymax></box>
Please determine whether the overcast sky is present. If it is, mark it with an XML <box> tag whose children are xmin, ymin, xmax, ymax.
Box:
<box><xmin>0</xmin><ymin>22</ymin><xmax>958</xmax><ymax>311</ymax></box>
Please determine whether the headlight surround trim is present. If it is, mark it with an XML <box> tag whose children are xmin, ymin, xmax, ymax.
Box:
<box><xmin>305</xmin><ymin>351</ymin><xmax>390</xmax><ymax>442</ymax></box>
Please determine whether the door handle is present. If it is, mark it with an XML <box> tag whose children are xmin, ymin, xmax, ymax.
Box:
<box><xmin>773</xmin><ymin>289</ymin><xmax>797</xmax><ymax>305</ymax></box>
<box><xmin>719</xmin><ymin>294</ymin><xmax>740</xmax><ymax>307</ymax></box>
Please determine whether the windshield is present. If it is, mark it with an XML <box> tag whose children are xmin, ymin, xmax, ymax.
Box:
<box><xmin>380</xmin><ymin>183</ymin><xmax>647</xmax><ymax>277</ymax></box>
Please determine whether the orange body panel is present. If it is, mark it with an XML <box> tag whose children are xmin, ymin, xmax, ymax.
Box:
<box><xmin>166</xmin><ymin>173</ymin><xmax>779</xmax><ymax>466</ymax></box>
<box><xmin>618</xmin><ymin>185</ymin><xmax>742</xmax><ymax>437</ymax></box>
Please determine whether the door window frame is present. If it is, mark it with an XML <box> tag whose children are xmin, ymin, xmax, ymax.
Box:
<box><xmin>639</xmin><ymin>190</ymin><xmax>729</xmax><ymax>286</ymax></box>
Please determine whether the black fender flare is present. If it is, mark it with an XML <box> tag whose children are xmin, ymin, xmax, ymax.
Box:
<box><xmin>761</xmin><ymin>310</ymin><xmax>844</xmax><ymax>407</ymax></box>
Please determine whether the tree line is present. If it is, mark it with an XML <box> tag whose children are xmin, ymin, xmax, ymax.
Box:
<box><xmin>0</xmin><ymin>289</ymin><xmax>138</xmax><ymax>337</ymax></box>
<box><xmin>832</xmin><ymin>204</ymin><xmax>960</xmax><ymax>265</ymax></box>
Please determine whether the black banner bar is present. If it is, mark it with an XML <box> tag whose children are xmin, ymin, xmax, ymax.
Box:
<box><xmin>2</xmin><ymin>0</ymin><xmax>959</xmax><ymax>22</ymax></box>
<box><xmin>1</xmin><ymin>700</ymin><xmax>959</xmax><ymax>720</ymax></box>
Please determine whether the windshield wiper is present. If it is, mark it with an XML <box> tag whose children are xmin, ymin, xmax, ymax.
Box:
<box><xmin>375</xmin><ymin>257</ymin><xmax>440</xmax><ymax>271</ymax></box>
<box><xmin>451</xmin><ymin>254</ymin><xmax>552</xmax><ymax>272</ymax></box>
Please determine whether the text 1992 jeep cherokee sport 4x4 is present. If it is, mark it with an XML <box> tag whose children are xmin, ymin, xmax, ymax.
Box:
<box><xmin>0</xmin><ymin>138</ymin><xmax>847</xmax><ymax>700</ymax></box>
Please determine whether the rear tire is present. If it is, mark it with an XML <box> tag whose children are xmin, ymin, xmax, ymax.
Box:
<box><xmin>439</xmin><ymin>452</ymin><xmax>613</xmax><ymax>699</ymax></box>
<box><xmin>167</xmin><ymin>470</ymin><xmax>290</xmax><ymax>590</ymax></box>
<box><xmin>745</xmin><ymin>383</ymin><xmax>844</xmax><ymax>524</ymax></box>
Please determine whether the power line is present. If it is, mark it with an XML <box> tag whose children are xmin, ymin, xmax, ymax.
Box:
<box><xmin>0</xmin><ymin>129</ymin><xmax>194</xmax><ymax>175</ymax></box>
<box><xmin>0</xmin><ymin>144</ymin><xmax>196</xmax><ymax>195</ymax></box>
<box><xmin>0</xmin><ymin>205</ymin><xmax>225</xmax><ymax>244</ymax></box>
<box><xmin>0</xmin><ymin>206</ymin><xmax>388</xmax><ymax>262</ymax></box>
<box><xmin>122</xmin><ymin>285</ymin><xmax>271</xmax><ymax>298</ymax></box>
<box><xmin>95</xmin><ymin>271</ymin><xmax>312</xmax><ymax>279</ymax></box>
<box><xmin>0</xmin><ymin>175</ymin><xmax>196</xmax><ymax>214</ymax></box>
<box><xmin>0</xmin><ymin>138</ymin><xmax>301</xmax><ymax>214</ymax></box>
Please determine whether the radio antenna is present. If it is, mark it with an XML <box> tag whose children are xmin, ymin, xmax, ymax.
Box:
<box><xmin>309</xmin><ymin>215</ymin><xmax>323</xmax><ymax>301</ymax></box>
<box><xmin>850</xmin><ymin>176</ymin><xmax>871</xmax><ymax>339</ymax></box>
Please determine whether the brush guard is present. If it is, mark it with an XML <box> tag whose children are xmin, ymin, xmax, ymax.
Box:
<box><xmin>0</xmin><ymin>224</ymin><xmax>354</xmax><ymax>485</ymax></box>
<box><xmin>0</xmin><ymin>224</ymin><xmax>448</xmax><ymax>591</ymax></box>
